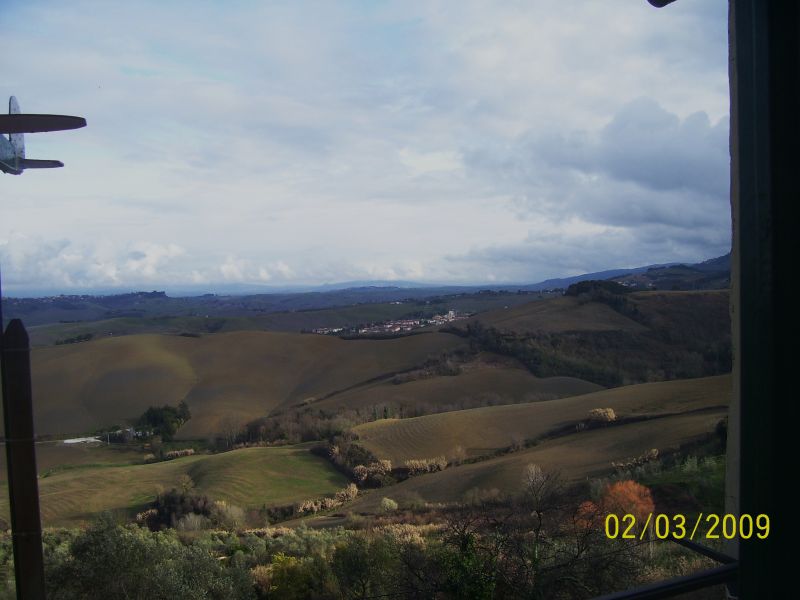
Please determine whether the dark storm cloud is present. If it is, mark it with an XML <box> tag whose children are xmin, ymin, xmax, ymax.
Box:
<box><xmin>464</xmin><ymin>97</ymin><xmax>729</xmax><ymax>231</ymax></box>
<box><xmin>574</xmin><ymin>97</ymin><xmax>727</xmax><ymax>198</ymax></box>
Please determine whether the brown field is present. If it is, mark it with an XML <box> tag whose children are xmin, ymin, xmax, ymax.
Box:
<box><xmin>344</xmin><ymin>409</ymin><xmax>727</xmax><ymax>514</ymax></box>
<box><xmin>461</xmin><ymin>295</ymin><xmax>647</xmax><ymax>333</ymax></box>
<box><xmin>1</xmin><ymin>330</ymin><xmax>466</xmax><ymax>439</ymax></box>
<box><xmin>456</xmin><ymin>289</ymin><xmax>729</xmax><ymax>337</ymax></box>
<box><xmin>314</xmin><ymin>363</ymin><xmax>602</xmax><ymax>414</ymax></box>
<box><xmin>353</xmin><ymin>375</ymin><xmax>730</xmax><ymax>464</ymax></box>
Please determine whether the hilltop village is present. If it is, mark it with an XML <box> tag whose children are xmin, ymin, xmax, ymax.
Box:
<box><xmin>311</xmin><ymin>309</ymin><xmax>471</xmax><ymax>336</ymax></box>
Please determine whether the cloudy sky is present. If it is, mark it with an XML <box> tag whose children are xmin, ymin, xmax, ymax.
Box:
<box><xmin>1</xmin><ymin>0</ymin><xmax>730</xmax><ymax>295</ymax></box>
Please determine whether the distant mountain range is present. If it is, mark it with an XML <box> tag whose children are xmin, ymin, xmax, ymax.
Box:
<box><xmin>182</xmin><ymin>252</ymin><xmax>730</xmax><ymax>294</ymax></box>
<box><xmin>2</xmin><ymin>253</ymin><xmax>730</xmax><ymax>327</ymax></box>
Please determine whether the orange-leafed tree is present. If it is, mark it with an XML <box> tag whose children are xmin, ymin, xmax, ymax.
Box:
<box><xmin>574</xmin><ymin>500</ymin><xmax>603</xmax><ymax>531</ymax></box>
<box><xmin>601</xmin><ymin>480</ymin><xmax>655</xmax><ymax>524</ymax></box>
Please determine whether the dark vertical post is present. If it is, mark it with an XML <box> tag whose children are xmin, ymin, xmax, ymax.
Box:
<box><xmin>729</xmin><ymin>0</ymin><xmax>797</xmax><ymax>598</ymax></box>
<box><xmin>1</xmin><ymin>319</ymin><xmax>46</xmax><ymax>599</ymax></box>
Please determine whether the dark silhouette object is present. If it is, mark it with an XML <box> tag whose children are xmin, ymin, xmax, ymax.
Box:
<box><xmin>1</xmin><ymin>95</ymin><xmax>84</xmax><ymax>598</ymax></box>
<box><xmin>0</xmin><ymin>96</ymin><xmax>86</xmax><ymax>175</ymax></box>
<box><xmin>1</xmin><ymin>320</ymin><xmax>45</xmax><ymax>599</ymax></box>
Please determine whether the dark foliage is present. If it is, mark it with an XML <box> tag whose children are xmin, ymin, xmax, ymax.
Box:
<box><xmin>565</xmin><ymin>280</ymin><xmax>631</xmax><ymax>296</ymax></box>
<box><xmin>43</xmin><ymin>516</ymin><xmax>255</xmax><ymax>600</ymax></box>
<box><xmin>147</xmin><ymin>488</ymin><xmax>214</xmax><ymax>530</ymax></box>
<box><xmin>137</xmin><ymin>400</ymin><xmax>191</xmax><ymax>441</ymax></box>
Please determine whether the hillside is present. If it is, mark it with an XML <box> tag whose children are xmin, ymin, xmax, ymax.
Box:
<box><xmin>345</xmin><ymin>409</ymin><xmax>727</xmax><ymax>514</ymax></box>
<box><xmin>610</xmin><ymin>253</ymin><xmax>730</xmax><ymax>291</ymax></box>
<box><xmin>1</xmin><ymin>330</ymin><xmax>466</xmax><ymax>438</ymax></box>
<box><xmin>313</xmin><ymin>362</ymin><xmax>601</xmax><ymax>415</ymax></box>
<box><xmin>4</xmin><ymin>287</ymin><xmax>542</xmax><ymax>330</ymax></box>
<box><xmin>460</xmin><ymin>294</ymin><xmax>648</xmax><ymax>334</ymax></box>
<box><xmin>445</xmin><ymin>290</ymin><xmax>731</xmax><ymax>386</ymax></box>
<box><xmin>353</xmin><ymin>375</ymin><xmax>730</xmax><ymax>464</ymax></box>
<box><xmin>25</xmin><ymin>292</ymin><xmax>543</xmax><ymax>347</ymax></box>
<box><xmin>0</xmin><ymin>445</ymin><xmax>348</xmax><ymax>527</ymax></box>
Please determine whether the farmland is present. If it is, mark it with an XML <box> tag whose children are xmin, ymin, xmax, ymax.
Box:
<box><xmin>344</xmin><ymin>409</ymin><xmax>727</xmax><ymax>514</ymax></box>
<box><xmin>8</xmin><ymin>330</ymin><xmax>466</xmax><ymax>438</ymax></box>
<box><xmin>352</xmin><ymin>375</ymin><xmax>730</xmax><ymax>463</ymax></box>
<box><xmin>0</xmin><ymin>445</ymin><xmax>348</xmax><ymax>527</ymax></box>
<box><xmin>0</xmin><ymin>287</ymin><xmax>732</xmax><ymax>535</ymax></box>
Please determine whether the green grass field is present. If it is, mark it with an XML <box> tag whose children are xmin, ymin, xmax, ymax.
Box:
<box><xmin>352</xmin><ymin>375</ymin><xmax>730</xmax><ymax>463</ymax></box>
<box><xmin>2</xmin><ymin>330</ymin><xmax>466</xmax><ymax>439</ymax></box>
<box><xmin>0</xmin><ymin>442</ymin><xmax>145</xmax><ymax>479</ymax></box>
<box><xmin>0</xmin><ymin>445</ymin><xmax>348</xmax><ymax>527</ymax></box>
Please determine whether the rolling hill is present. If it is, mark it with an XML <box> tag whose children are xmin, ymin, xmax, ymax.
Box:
<box><xmin>460</xmin><ymin>294</ymin><xmax>648</xmax><ymax>334</ymax></box>
<box><xmin>314</xmin><ymin>362</ymin><xmax>602</xmax><ymax>415</ymax></box>
<box><xmin>0</xmin><ymin>445</ymin><xmax>348</xmax><ymax>527</ymax></box>
<box><xmin>345</xmin><ymin>408</ymin><xmax>727</xmax><ymax>514</ymax></box>
<box><xmin>352</xmin><ymin>375</ymin><xmax>730</xmax><ymax>464</ymax></box>
<box><xmin>443</xmin><ymin>290</ymin><xmax>731</xmax><ymax>387</ymax></box>
<box><xmin>25</xmin><ymin>292</ymin><xmax>542</xmax><ymax>347</ymax></box>
<box><xmin>456</xmin><ymin>289</ymin><xmax>729</xmax><ymax>336</ymax></box>
<box><xmin>1</xmin><ymin>330</ymin><xmax>466</xmax><ymax>439</ymax></box>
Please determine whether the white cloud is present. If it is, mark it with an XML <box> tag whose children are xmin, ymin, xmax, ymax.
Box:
<box><xmin>398</xmin><ymin>148</ymin><xmax>462</xmax><ymax>177</ymax></box>
<box><xmin>0</xmin><ymin>0</ymin><xmax>730</xmax><ymax>292</ymax></box>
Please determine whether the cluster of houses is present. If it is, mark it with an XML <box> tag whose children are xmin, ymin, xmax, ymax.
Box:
<box><xmin>311</xmin><ymin>309</ymin><xmax>470</xmax><ymax>336</ymax></box>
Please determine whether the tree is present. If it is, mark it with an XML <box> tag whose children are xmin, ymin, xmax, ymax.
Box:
<box><xmin>44</xmin><ymin>516</ymin><xmax>254</xmax><ymax>599</ymax></box>
<box><xmin>137</xmin><ymin>403</ymin><xmax>191</xmax><ymax>441</ymax></box>
<box><xmin>520</xmin><ymin>464</ymin><xmax>564</xmax><ymax>572</ymax></box>
<box><xmin>178</xmin><ymin>400</ymin><xmax>191</xmax><ymax>422</ymax></box>
<box><xmin>601</xmin><ymin>480</ymin><xmax>655</xmax><ymax>536</ymax></box>
<box><xmin>178</xmin><ymin>474</ymin><xmax>195</xmax><ymax>494</ymax></box>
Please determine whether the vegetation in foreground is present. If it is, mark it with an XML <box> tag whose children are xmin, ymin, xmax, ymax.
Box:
<box><xmin>0</xmin><ymin>457</ymin><xmax>724</xmax><ymax>600</ymax></box>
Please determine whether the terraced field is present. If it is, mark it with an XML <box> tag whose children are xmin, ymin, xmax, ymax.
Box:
<box><xmin>7</xmin><ymin>330</ymin><xmax>466</xmax><ymax>438</ymax></box>
<box><xmin>0</xmin><ymin>445</ymin><xmax>348</xmax><ymax>527</ymax></box>
<box><xmin>353</xmin><ymin>375</ymin><xmax>730</xmax><ymax>463</ymax></box>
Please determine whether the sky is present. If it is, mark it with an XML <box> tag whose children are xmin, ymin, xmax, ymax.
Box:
<box><xmin>1</xmin><ymin>0</ymin><xmax>731</xmax><ymax>295</ymax></box>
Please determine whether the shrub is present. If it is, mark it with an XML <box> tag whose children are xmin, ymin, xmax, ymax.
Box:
<box><xmin>679</xmin><ymin>455</ymin><xmax>699</xmax><ymax>473</ymax></box>
<box><xmin>176</xmin><ymin>513</ymin><xmax>210</xmax><ymax>531</ymax></box>
<box><xmin>165</xmin><ymin>448</ymin><xmax>195</xmax><ymax>460</ymax></box>
<box><xmin>404</xmin><ymin>456</ymin><xmax>448</xmax><ymax>476</ymax></box>
<box><xmin>335</xmin><ymin>484</ymin><xmax>359</xmax><ymax>504</ymax></box>
<box><xmin>210</xmin><ymin>501</ymin><xmax>246</xmax><ymax>529</ymax></box>
<box><xmin>351</xmin><ymin>461</ymin><xmax>394</xmax><ymax>487</ymax></box>
<box><xmin>253</xmin><ymin>555</ymin><xmax>322</xmax><ymax>600</ymax></box>
<box><xmin>380</xmin><ymin>497</ymin><xmax>398</xmax><ymax>513</ymax></box>
<box><xmin>295</xmin><ymin>484</ymin><xmax>361</xmax><ymax>516</ymax></box>
<box><xmin>135</xmin><ymin>508</ymin><xmax>158</xmax><ymax>527</ymax></box>
<box><xmin>611</xmin><ymin>448</ymin><xmax>659</xmax><ymax>472</ymax></box>
<box><xmin>147</xmin><ymin>489</ymin><xmax>214</xmax><ymax>530</ymax></box>
<box><xmin>588</xmin><ymin>408</ymin><xmax>617</xmax><ymax>423</ymax></box>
